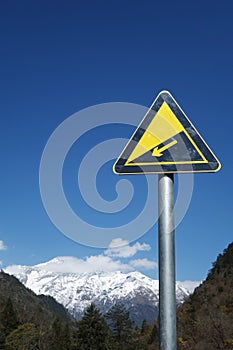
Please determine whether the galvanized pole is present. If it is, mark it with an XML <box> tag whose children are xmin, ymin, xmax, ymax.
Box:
<box><xmin>158</xmin><ymin>173</ymin><xmax>177</xmax><ymax>350</ymax></box>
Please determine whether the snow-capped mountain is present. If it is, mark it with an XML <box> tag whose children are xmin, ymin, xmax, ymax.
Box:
<box><xmin>5</xmin><ymin>257</ymin><xmax>189</xmax><ymax>326</ymax></box>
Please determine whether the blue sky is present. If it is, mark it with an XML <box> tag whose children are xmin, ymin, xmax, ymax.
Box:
<box><xmin>0</xmin><ymin>0</ymin><xmax>232</xmax><ymax>285</ymax></box>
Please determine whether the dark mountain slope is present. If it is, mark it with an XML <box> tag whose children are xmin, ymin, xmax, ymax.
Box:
<box><xmin>177</xmin><ymin>242</ymin><xmax>233</xmax><ymax>350</ymax></box>
<box><xmin>0</xmin><ymin>270</ymin><xmax>74</xmax><ymax>325</ymax></box>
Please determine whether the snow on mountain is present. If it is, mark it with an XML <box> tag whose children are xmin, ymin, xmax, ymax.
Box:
<box><xmin>5</xmin><ymin>257</ymin><xmax>189</xmax><ymax>325</ymax></box>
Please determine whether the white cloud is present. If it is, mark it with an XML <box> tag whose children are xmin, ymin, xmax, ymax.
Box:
<box><xmin>35</xmin><ymin>254</ymin><xmax>156</xmax><ymax>274</ymax></box>
<box><xmin>32</xmin><ymin>255</ymin><xmax>133</xmax><ymax>274</ymax></box>
<box><xmin>5</xmin><ymin>239</ymin><xmax>156</xmax><ymax>276</ymax></box>
<box><xmin>0</xmin><ymin>240</ymin><xmax>7</xmax><ymax>250</ymax></box>
<box><xmin>105</xmin><ymin>238</ymin><xmax>151</xmax><ymax>258</ymax></box>
<box><xmin>6</xmin><ymin>254</ymin><xmax>156</xmax><ymax>275</ymax></box>
<box><xmin>178</xmin><ymin>280</ymin><xmax>201</xmax><ymax>293</ymax></box>
<box><xmin>130</xmin><ymin>258</ymin><xmax>157</xmax><ymax>270</ymax></box>
<box><xmin>0</xmin><ymin>260</ymin><xmax>2</xmax><ymax>266</ymax></box>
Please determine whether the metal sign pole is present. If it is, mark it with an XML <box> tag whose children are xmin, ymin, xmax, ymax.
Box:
<box><xmin>158</xmin><ymin>173</ymin><xmax>177</xmax><ymax>350</ymax></box>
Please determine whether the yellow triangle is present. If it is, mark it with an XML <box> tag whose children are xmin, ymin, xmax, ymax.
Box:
<box><xmin>125</xmin><ymin>102</ymin><xmax>184</xmax><ymax>165</ymax></box>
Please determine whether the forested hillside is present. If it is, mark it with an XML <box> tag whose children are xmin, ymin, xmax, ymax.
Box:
<box><xmin>177</xmin><ymin>242</ymin><xmax>233</xmax><ymax>350</ymax></box>
<box><xmin>0</xmin><ymin>271</ymin><xmax>75</xmax><ymax>349</ymax></box>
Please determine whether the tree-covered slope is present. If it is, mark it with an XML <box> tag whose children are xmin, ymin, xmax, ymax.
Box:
<box><xmin>177</xmin><ymin>242</ymin><xmax>233</xmax><ymax>350</ymax></box>
<box><xmin>0</xmin><ymin>270</ymin><xmax>74</xmax><ymax>325</ymax></box>
<box><xmin>0</xmin><ymin>271</ymin><xmax>76</xmax><ymax>349</ymax></box>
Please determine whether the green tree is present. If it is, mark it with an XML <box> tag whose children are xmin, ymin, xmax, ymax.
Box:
<box><xmin>148</xmin><ymin>321</ymin><xmax>159</xmax><ymax>345</ymax></box>
<box><xmin>61</xmin><ymin>323</ymin><xmax>72</xmax><ymax>350</ymax></box>
<box><xmin>132</xmin><ymin>326</ymin><xmax>149</xmax><ymax>350</ymax></box>
<box><xmin>77</xmin><ymin>303</ymin><xmax>110</xmax><ymax>350</ymax></box>
<box><xmin>106</xmin><ymin>303</ymin><xmax>133</xmax><ymax>349</ymax></box>
<box><xmin>50</xmin><ymin>316</ymin><xmax>64</xmax><ymax>350</ymax></box>
<box><xmin>5</xmin><ymin>323</ymin><xmax>39</xmax><ymax>350</ymax></box>
<box><xmin>0</xmin><ymin>298</ymin><xmax>19</xmax><ymax>336</ymax></box>
<box><xmin>0</xmin><ymin>297</ymin><xmax>19</xmax><ymax>349</ymax></box>
<box><xmin>42</xmin><ymin>316</ymin><xmax>73</xmax><ymax>350</ymax></box>
<box><xmin>141</xmin><ymin>319</ymin><xmax>150</xmax><ymax>335</ymax></box>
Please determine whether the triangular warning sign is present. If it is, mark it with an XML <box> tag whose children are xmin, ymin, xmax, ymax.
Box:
<box><xmin>114</xmin><ymin>91</ymin><xmax>221</xmax><ymax>174</ymax></box>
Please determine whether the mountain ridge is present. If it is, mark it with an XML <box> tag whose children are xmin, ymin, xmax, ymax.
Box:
<box><xmin>5</xmin><ymin>257</ymin><xmax>190</xmax><ymax>326</ymax></box>
<box><xmin>0</xmin><ymin>270</ymin><xmax>74</xmax><ymax>325</ymax></box>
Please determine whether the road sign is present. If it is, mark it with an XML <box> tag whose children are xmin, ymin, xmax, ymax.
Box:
<box><xmin>113</xmin><ymin>91</ymin><xmax>221</xmax><ymax>350</ymax></box>
<box><xmin>113</xmin><ymin>91</ymin><xmax>221</xmax><ymax>174</ymax></box>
